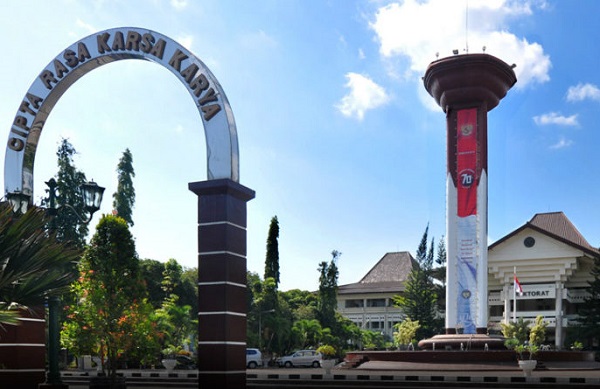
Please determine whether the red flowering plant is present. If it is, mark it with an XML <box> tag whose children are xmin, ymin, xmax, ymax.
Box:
<box><xmin>61</xmin><ymin>215</ymin><xmax>159</xmax><ymax>382</ymax></box>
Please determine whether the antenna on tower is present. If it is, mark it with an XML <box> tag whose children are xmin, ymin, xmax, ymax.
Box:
<box><xmin>465</xmin><ymin>0</ymin><xmax>469</xmax><ymax>53</ymax></box>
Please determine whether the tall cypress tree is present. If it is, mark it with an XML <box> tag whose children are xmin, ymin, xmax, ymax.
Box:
<box><xmin>112</xmin><ymin>148</ymin><xmax>135</xmax><ymax>227</ymax></box>
<box><xmin>264</xmin><ymin>216</ymin><xmax>280</xmax><ymax>287</ymax></box>
<box><xmin>45</xmin><ymin>138</ymin><xmax>88</xmax><ymax>248</ymax></box>
<box><xmin>393</xmin><ymin>225</ymin><xmax>442</xmax><ymax>340</ymax></box>
<box><xmin>578</xmin><ymin>254</ymin><xmax>600</xmax><ymax>345</ymax></box>
<box><xmin>317</xmin><ymin>250</ymin><xmax>340</xmax><ymax>330</ymax></box>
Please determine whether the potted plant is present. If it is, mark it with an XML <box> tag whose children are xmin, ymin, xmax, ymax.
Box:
<box><xmin>515</xmin><ymin>344</ymin><xmax>538</xmax><ymax>377</ymax></box>
<box><xmin>571</xmin><ymin>341</ymin><xmax>583</xmax><ymax>351</ymax></box>
<box><xmin>316</xmin><ymin>345</ymin><xmax>336</xmax><ymax>375</ymax></box>
<box><xmin>392</xmin><ymin>318</ymin><xmax>420</xmax><ymax>350</ymax></box>
<box><xmin>161</xmin><ymin>345</ymin><xmax>180</xmax><ymax>371</ymax></box>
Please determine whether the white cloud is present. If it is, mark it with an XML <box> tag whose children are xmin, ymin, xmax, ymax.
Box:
<box><xmin>533</xmin><ymin>112</ymin><xmax>578</xmax><ymax>126</ymax></box>
<box><xmin>566</xmin><ymin>83</ymin><xmax>600</xmax><ymax>102</ymax></box>
<box><xmin>358</xmin><ymin>48</ymin><xmax>366</xmax><ymax>60</ymax></box>
<box><xmin>76</xmin><ymin>19</ymin><xmax>96</xmax><ymax>34</ymax></box>
<box><xmin>549</xmin><ymin>137</ymin><xmax>573</xmax><ymax>150</ymax></box>
<box><xmin>176</xmin><ymin>34</ymin><xmax>194</xmax><ymax>51</ymax></box>
<box><xmin>240</xmin><ymin>30</ymin><xmax>278</xmax><ymax>50</ymax></box>
<box><xmin>336</xmin><ymin>73</ymin><xmax>390</xmax><ymax>121</ymax></box>
<box><xmin>369</xmin><ymin>0</ymin><xmax>551</xmax><ymax>89</ymax></box>
<box><xmin>170</xmin><ymin>0</ymin><xmax>188</xmax><ymax>11</ymax></box>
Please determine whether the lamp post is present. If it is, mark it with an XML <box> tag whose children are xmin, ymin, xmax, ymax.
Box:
<box><xmin>258</xmin><ymin>309</ymin><xmax>275</xmax><ymax>351</ymax></box>
<box><xmin>8</xmin><ymin>178</ymin><xmax>104</xmax><ymax>389</ymax></box>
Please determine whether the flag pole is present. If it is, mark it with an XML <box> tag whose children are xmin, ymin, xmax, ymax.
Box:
<box><xmin>513</xmin><ymin>266</ymin><xmax>517</xmax><ymax>323</ymax></box>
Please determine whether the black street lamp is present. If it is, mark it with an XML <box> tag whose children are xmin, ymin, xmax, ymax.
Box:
<box><xmin>7</xmin><ymin>178</ymin><xmax>104</xmax><ymax>389</ymax></box>
<box><xmin>44</xmin><ymin>178</ymin><xmax>104</xmax><ymax>222</ymax></box>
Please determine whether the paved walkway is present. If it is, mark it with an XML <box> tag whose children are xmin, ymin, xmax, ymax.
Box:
<box><xmin>61</xmin><ymin>363</ymin><xmax>600</xmax><ymax>388</ymax></box>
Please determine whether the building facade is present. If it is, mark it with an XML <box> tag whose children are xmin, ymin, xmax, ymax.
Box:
<box><xmin>336</xmin><ymin>212</ymin><xmax>598</xmax><ymax>349</ymax></box>
<box><xmin>488</xmin><ymin>212</ymin><xmax>598</xmax><ymax>349</ymax></box>
<box><xmin>337</xmin><ymin>252</ymin><xmax>416</xmax><ymax>339</ymax></box>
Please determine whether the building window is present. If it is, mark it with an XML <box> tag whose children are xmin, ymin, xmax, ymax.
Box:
<box><xmin>345</xmin><ymin>299</ymin><xmax>364</xmax><ymax>308</ymax></box>
<box><xmin>524</xmin><ymin>236</ymin><xmax>535</xmax><ymax>247</ymax></box>
<box><xmin>367</xmin><ymin>299</ymin><xmax>386</xmax><ymax>307</ymax></box>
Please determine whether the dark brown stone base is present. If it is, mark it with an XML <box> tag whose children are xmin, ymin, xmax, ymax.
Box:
<box><xmin>418</xmin><ymin>334</ymin><xmax>507</xmax><ymax>350</ymax></box>
<box><xmin>0</xmin><ymin>371</ymin><xmax>45</xmax><ymax>389</ymax></box>
<box><xmin>344</xmin><ymin>349</ymin><xmax>597</xmax><ymax>366</ymax></box>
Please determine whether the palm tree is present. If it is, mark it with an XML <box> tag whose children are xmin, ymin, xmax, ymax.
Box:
<box><xmin>0</xmin><ymin>202</ymin><xmax>82</xmax><ymax>327</ymax></box>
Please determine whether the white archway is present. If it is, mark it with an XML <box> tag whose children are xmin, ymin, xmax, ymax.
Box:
<box><xmin>4</xmin><ymin>26</ymin><xmax>239</xmax><ymax>198</ymax></box>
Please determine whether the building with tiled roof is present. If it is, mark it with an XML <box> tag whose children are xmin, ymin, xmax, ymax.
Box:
<box><xmin>488</xmin><ymin>211</ymin><xmax>599</xmax><ymax>349</ymax></box>
<box><xmin>336</xmin><ymin>252</ymin><xmax>417</xmax><ymax>338</ymax></box>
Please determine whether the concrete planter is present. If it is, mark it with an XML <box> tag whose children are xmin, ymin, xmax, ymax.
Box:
<box><xmin>518</xmin><ymin>359</ymin><xmax>537</xmax><ymax>377</ymax></box>
<box><xmin>321</xmin><ymin>359</ymin><xmax>336</xmax><ymax>375</ymax></box>
<box><xmin>161</xmin><ymin>358</ymin><xmax>177</xmax><ymax>371</ymax></box>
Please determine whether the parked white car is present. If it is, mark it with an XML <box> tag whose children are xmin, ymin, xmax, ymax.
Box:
<box><xmin>276</xmin><ymin>350</ymin><xmax>322</xmax><ymax>368</ymax></box>
<box><xmin>246</xmin><ymin>348</ymin><xmax>263</xmax><ymax>369</ymax></box>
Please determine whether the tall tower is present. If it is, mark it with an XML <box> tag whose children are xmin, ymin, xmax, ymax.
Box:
<box><xmin>424</xmin><ymin>54</ymin><xmax>516</xmax><ymax>335</ymax></box>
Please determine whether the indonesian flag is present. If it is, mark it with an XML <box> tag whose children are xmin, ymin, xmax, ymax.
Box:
<box><xmin>514</xmin><ymin>274</ymin><xmax>524</xmax><ymax>296</ymax></box>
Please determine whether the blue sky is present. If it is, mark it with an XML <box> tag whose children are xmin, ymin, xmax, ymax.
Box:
<box><xmin>1</xmin><ymin>0</ymin><xmax>599</xmax><ymax>292</ymax></box>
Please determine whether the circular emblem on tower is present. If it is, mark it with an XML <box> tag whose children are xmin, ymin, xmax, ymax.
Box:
<box><xmin>461</xmin><ymin>123</ymin><xmax>474</xmax><ymax>137</ymax></box>
<box><xmin>459</xmin><ymin>169</ymin><xmax>475</xmax><ymax>188</ymax></box>
<box><xmin>461</xmin><ymin>290</ymin><xmax>472</xmax><ymax>299</ymax></box>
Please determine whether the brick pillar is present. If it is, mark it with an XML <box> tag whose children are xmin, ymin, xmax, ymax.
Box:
<box><xmin>0</xmin><ymin>307</ymin><xmax>46</xmax><ymax>389</ymax></box>
<box><xmin>189</xmin><ymin>179</ymin><xmax>255</xmax><ymax>389</ymax></box>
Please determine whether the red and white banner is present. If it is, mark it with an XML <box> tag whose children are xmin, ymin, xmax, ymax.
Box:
<box><xmin>454</xmin><ymin>107</ymin><xmax>480</xmax><ymax>334</ymax></box>
<box><xmin>456</xmin><ymin>108</ymin><xmax>478</xmax><ymax>217</ymax></box>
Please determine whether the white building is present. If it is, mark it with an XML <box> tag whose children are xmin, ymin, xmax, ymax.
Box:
<box><xmin>337</xmin><ymin>252</ymin><xmax>416</xmax><ymax>339</ymax></box>
<box><xmin>336</xmin><ymin>212</ymin><xmax>598</xmax><ymax>348</ymax></box>
<box><xmin>488</xmin><ymin>211</ymin><xmax>598</xmax><ymax>349</ymax></box>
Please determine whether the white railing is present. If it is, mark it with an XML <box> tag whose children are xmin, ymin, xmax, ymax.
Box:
<box><xmin>566</xmin><ymin>289</ymin><xmax>590</xmax><ymax>303</ymax></box>
<box><xmin>489</xmin><ymin>314</ymin><xmax>570</xmax><ymax>328</ymax></box>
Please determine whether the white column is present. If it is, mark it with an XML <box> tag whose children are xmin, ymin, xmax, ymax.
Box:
<box><xmin>503</xmin><ymin>283</ymin><xmax>511</xmax><ymax>324</ymax></box>
<box><xmin>555</xmin><ymin>282</ymin><xmax>564</xmax><ymax>350</ymax></box>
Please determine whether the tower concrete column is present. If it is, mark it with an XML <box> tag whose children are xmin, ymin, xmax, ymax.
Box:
<box><xmin>423</xmin><ymin>54</ymin><xmax>516</xmax><ymax>335</ymax></box>
<box><xmin>189</xmin><ymin>179</ymin><xmax>255</xmax><ymax>389</ymax></box>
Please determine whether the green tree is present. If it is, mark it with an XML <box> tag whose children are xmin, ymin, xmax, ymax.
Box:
<box><xmin>61</xmin><ymin>215</ymin><xmax>152</xmax><ymax>386</ymax></box>
<box><xmin>138</xmin><ymin>258</ymin><xmax>197</xmax><ymax>315</ymax></box>
<box><xmin>292</xmin><ymin>319</ymin><xmax>328</xmax><ymax>349</ymax></box>
<box><xmin>500</xmin><ymin>317</ymin><xmax>531</xmax><ymax>344</ymax></box>
<box><xmin>360</xmin><ymin>329</ymin><xmax>386</xmax><ymax>350</ymax></box>
<box><xmin>281</xmin><ymin>289</ymin><xmax>318</xmax><ymax>321</ymax></box>
<box><xmin>112</xmin><ymin>148</ymin><xmax>135</xmax><ymax>226</ymax></box>
<box><xmin>578</xmin><ymin>253</ymin><xmax>600</xmax><ymax>346</ymax></box>
<box><xmin>45</xmin><ymin>138</ymin><xmax>89</xmax><ymax>248</ymax></box>
<box><xmin>264</xmin><ymin>216</ymin><xmax>280</xmax><ymax>287</ymax></box>
<box><xmin>317</xmin><ymin>250</ymin><xmax>340</xmax><ymax>331</ymax></box>
<box><xmin>433</xmin><ymin>236</ymin><xmax>447</xmax><ymax>312</ymax></box>
<box><xmin>139</xmin><ymin>259</ymin><xmax>166</xmax><ymax>308</ymax></box>
<box><xmin>393</xmin><ymin>318</ymin><xmax>420</xmax><ymax>348</ymax></box>
<box><xmin>154</xmin><ymin>294</ymin><xmax>196</xmax><ymax>352</ymax></box>
<box><xmin>162</xmin><ymin>258</ymin><xmax>183</xmax><ymax>296</ymax></box>
<box><xmin>529</xmin><ymin>315</ymin><xmax>548</xmax><ymax>346</ymax></box>
<box><xmin>178</xmin><ymin>267</ymin><xmax>198</xmax><ymax>319</ymax></box>
<box><xmin>334</xmin><ymin>314</ymin><xmax>363</xmax><ymax>350</ymax></box>
<box><xmin>246</xmin><ymin>271</ymin><xmax>262</xmax><ymax>348</ymax></box>
<box><xmin>393</xmin><ymin>226</ymin><xmax>442</xmax><ymax>341</ymax></box>
<box><xmin>0</xmin><ymin>203</ymin><xmax>81</xmax><ymax>325</ymax></box>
